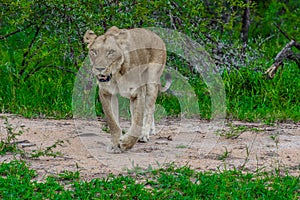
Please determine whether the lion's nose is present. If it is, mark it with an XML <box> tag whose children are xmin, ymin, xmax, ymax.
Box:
<box><xmin>92</xmin><ymin>67</ymin><xmax>106</xmax><ymax>74</ymax></box>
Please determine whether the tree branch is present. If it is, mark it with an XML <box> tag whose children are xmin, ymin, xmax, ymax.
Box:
<box><xmin>274</xmin><ymin>23</ymin><xmax>292</xmax><ymax>41</ymax></box>
<box><xmin>19</xmin><ymin>26</ymin><xmax>41</xmax><ymax>77</ymax></box>
<box><xmin>274</xmin><ymin>23</ymin><xmax>300</xmax><ymax>50</ymax></box>
<box><xmin>24</xmin><ymin>64</ymin><xmax>76</xmax><ymax>82</ymax></box>
<box><xmin>265</xmin><ymin>40</ymin><xmax>300</xmax><ymax>78</ymax></box>
<box><xmin>0</xmin><ymin>23</ymin><xmax>33</xmax><ymax>40</ymax></box>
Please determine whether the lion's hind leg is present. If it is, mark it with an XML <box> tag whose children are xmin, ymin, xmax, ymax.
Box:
<box><xmin>150</xmin><ymin>114</ymin><xmax>156</xmax><ymax>135</ymax></box>
<box><xmin>139</xmin><ymin>83</ymin><xmax>158</xmax><ymax>142</ymax></box>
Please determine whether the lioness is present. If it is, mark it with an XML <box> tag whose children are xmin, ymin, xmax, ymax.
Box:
<box><xmin>84</xmin><ymin>26</ymin><xmax>171</xmax><ymax>153</ymax></box>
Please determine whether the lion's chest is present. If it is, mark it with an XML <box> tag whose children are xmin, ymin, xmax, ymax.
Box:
<box><xmin>101</xmin><ymin>65</ymin><xmax>150</xmax><ymax>98</ymax></box>
<box><xmin>100</xmin><ymin>77</ymin><xmax>143</xmax><ymax>99</ymax></box>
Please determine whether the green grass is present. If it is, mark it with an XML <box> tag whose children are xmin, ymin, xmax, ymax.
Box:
<box><xmin>1</xmin><ymin>63</ymin><xmax>299</xmax><ymax>122</ymax></box>
<box><xmin>223</xmin><ymin>64</ymin><xmax>300</xmax><ymax>122</ymax></box>
<box><xmin>0</xmin><ymin>160</ymin><xmax>299</xmax><ymax>199</ymax></box>
<box><xmin>0</xmin><ymin>68</ymin><xmax>74</xmax><ymax>119</ymax></box>
<box><xmin>0</xmin><ymin>0</ymin><xmax>299</xmax><ymax>123</ymax></box>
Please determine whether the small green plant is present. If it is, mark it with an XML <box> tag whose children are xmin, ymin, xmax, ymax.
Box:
<box><xmin>239</xmin><ymin>144</ymin><xmax>255</xmax><ymax>171</ymax></box>
<box><xmin>270</xmin><ymin>131</ymin><xmax>280</xmax><ymax>148</ymax></box>
<box><xmin>29</xmin><ymin>140</ymin><xmax>64</xmax><ymax>159</ymax></box>
<box><xmin>269</xmin><ymin>131</ymin><xmax>282</xmax><ymax>171</ymax></box>
<box><xmin>125</xmin><ymin>160</ymin><xmax>156</xmax><ymax>175</ymax></box>
<box><xmin>218</xmin><ymin>147</ymin><xmax>231</xmax><ymax>161</ymax></box>
<box><xmin>101</xmin><ymin>124</ymin><xmax>110</xmax><ymax>133</ymax></box>
<box><xmin>0</xmin><ymin>118</ymin><xmax>64</xmax><ymax>159</ymax></box>
<box><xmin>56</xmin><ymin>167</ymin><xmax>80</xmax><ymax>181</ymax></box>
<box><xmin>60</xmin><ymin>170</ymin><xmax>80</xmax><ymax>180</ymax></box>
<box><xmin>217</xmin><ymin>123</ymin><xmax>261</xmax><ymax>139</ymax></box>
<box><xmin>175</xmin><ymin>144</ymin><xmax>188</xmax><ymax>149</ymax></box>
<box><xmin>101</xmin><ymin>123</ymin><xmax>126</xmax><ymax>134</ymax></box>
<box><xmin>0</xmin><ymin>117</ymin><xmax>24</xmax><ymax>155</ymax></box>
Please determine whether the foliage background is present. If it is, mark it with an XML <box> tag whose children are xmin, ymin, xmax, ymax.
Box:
<box><xmin>0</xmin><ymin>0</ymin><xmax>299</xmax><ymax>121</ymax></box>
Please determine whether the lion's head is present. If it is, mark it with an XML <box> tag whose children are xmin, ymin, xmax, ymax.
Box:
<box><xmin>84</xmin><ymin>26</ymin><xmax>125</xmax><ymax>82</ymax></box>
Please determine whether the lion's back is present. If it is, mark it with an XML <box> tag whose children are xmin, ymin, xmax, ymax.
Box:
<box><xmin>125</xmin><ymin>28</ymin><xmax>166</xmax><ymax>52</ymax></box>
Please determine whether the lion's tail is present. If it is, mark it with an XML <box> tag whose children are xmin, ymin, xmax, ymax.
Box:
<box><xmin>159</xmin><ymin>73</ymin><xmax>172</xmax><ymax>92</ymax></box>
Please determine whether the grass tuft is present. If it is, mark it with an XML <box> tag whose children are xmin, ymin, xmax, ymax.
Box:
<box><xmin>0</xmin><ymin>160</ymin><xmax>299</xmax><ymax>199</ymax></box>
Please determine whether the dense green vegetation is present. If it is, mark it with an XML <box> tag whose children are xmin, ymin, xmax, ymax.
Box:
<box><xmin>0</xmin><ymin>160</ymin><xmax>299</xmax><ymax>199</ymax></box>
<box><xmin>1</xmin><ymin>0</ymin><xmax>299</xmax><ymax>121</ymax></box>
<box><xmin>1</xmin><ymin>1</ymin><xmax>300</xmax><ymax>198</ymax></box>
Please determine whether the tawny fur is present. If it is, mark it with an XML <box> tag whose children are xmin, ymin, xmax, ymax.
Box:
<box><xmin>84</xmin><ymin>26</ymin><xmax>170</xmax><ymax>153</ymax></box>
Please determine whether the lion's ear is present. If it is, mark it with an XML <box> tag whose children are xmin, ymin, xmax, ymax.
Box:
<box><xmin>105</xmin><ymin>26</ymin><xmax>120</xmax><ymax>36</ymax></box>
<box><xmin>84</xmin><ymin>30</ymin><xmax>97</xmax><ymax>48</ymax></box>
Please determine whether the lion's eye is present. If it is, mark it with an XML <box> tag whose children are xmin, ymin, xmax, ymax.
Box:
<box><xmin>107</xmin><ymin>49</ymin><xmax>115</xmax><ymax>57</ymax></box>
<box><xmin>90</xmin><ymin>49</ymin><xmax>97</xmax><ymax>56</ymax></box>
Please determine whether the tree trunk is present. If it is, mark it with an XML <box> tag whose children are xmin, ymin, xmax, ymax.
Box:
<box><xmin>241</xmin><ymin>0</ymin><xmax>251</xmax><ymax>53</ymax></box>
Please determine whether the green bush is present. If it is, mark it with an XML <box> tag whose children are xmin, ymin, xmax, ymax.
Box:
<box><xmin>0</xmin><ymin>0</ymin><xmax>299</xmax><ymax>121</ymax></box>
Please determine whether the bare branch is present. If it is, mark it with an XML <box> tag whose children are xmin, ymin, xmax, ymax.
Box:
<box><xmin>274</xmin><ymin>23</ymin><xmax>292</xmax><ymax>41</ymax></box>
<box><xmin>24</xmin><ymin>64</ymin><xmax>76</xmax><ymax>82</ymax></box>
<box><xmin>19</xmin><ymin>26</ymin><xmax>41</xmax><ymax>77</ymax></box>
<box><xmin>169</xmin><ymin>10</ymin><xmax>177</xmax><ymax>30</ymax></box>
<box><xmin>0</xmin><ymin>23</ymin><xmax>33</xmax><ymax>40</ymax></box>
<box><xmin>266</xmin><ymin>40</ymin><xmax>300</xmax><ymax>78</ymax></box>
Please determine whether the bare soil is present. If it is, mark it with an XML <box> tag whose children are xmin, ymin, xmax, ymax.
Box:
<box><xmin>1</xmin><ymin>114</ymin><xmax>299</xmax><ymax>180</ymax></box>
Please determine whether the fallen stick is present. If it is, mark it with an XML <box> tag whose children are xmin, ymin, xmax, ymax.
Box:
<box><xmin>266</xmin><ymin>24</ymin><xmax>300</xmax><ymax>78</ymax></box>
<box><xmin>266</xmin><ymin>40</ymin><xmax>294</xmax><ymax>78</ymax></box>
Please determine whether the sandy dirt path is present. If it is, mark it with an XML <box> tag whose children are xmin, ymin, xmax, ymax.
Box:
<box><xmin>1</xmin><ymin>114</ymin><xmax>299</xmax><ymax>180</ymax></box>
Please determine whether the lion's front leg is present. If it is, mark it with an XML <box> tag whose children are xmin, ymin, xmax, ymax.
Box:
<box><xmin>119</xmin><ymin>88</ymin><xmax>145</xmax><ymax>150</ymax></box>
<box><xmin>99</xmin><ymin>90</ymin><xmax>122</xmax><ymax>153</ymax></box>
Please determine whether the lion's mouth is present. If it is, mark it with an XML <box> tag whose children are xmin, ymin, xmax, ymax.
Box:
<box><xmin>94</xmin><ymin>59</ymin><xmax>120</xmax><ymax>83</ymax></box>
<box><xmin>98</xmin><ymin>74</ymin><xmax>112</xmax><ymax>82</ymax></box>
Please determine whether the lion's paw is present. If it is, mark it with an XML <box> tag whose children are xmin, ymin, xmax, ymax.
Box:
<box><xmin>138</xmin><ymin>135</ymin><xmax>149</xmax><ymax>143</ymax></box>
<box><xmin>119</xmin><ymin>135</ymin><xmax>139</xmax><ymax>151</ymax></box>
<box><xmin>106</xmin><ymin>145</ymin><xmax>123</xmax><ymax>154</ymax></box>
<box><xmin>150</xmin><ymin>127</ymin><xmax>156</xmax><ymax>135</ymax></box>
